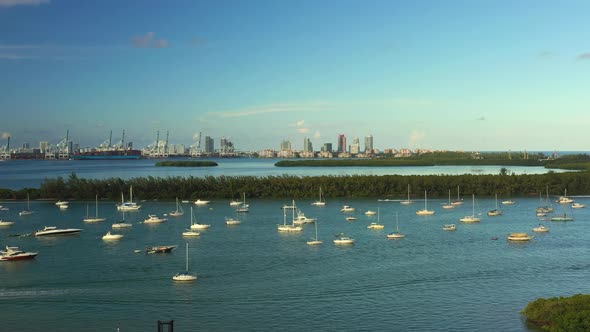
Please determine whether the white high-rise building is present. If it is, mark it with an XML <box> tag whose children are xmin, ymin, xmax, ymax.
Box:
<box><xmin>364</xmin><ymin>135</ymin><xmax>373</xmax><ymax>153</ymax></box>
<box><xmin>303</xmin><ymin>137</ymin><xmax>313</xmax><ymax>152</ymax></box>
<box><xmin>350</xmin><ymin>138</ymin><xmax>361</xmax><ymax>155</ymax></box>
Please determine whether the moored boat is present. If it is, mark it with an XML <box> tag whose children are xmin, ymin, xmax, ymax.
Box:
<box><xmin>532</xmin><ymin>225</ymin><xmax>550</xmax><ymax>233</ymax></box>
<box><xmin>102</xmin><ymin>231</ymin><xmax>124</xmax><ymax>240</ymax></box>
<box><xmin>507</xmin><ymin>233</ymin><xmax>533</xmax><ymax>241</ymax></box>
<box><xmin>0</xmin><ymin>246</ymin><xmax>38</xmax><ymax>261</ymax></box>
<box><xmin>333</xmin><ymin>234</ymin><xmax>355</xmax><ymax>245</ymax></box>
<box><xmin>143</xmin><ymin>214</ymin><xmax>168</xmax><ymax>224</ymax></box>
<box><xmin>442</xmin><ymin>224</ymin><xmax>457</xmax><ymax>231</ymax></box>
<box><xmin>146</xmin><ymin>245</ymin><xmax>177</xmax><ymax>254</ymax></box>
<box><xmin>34</xmin><ymin>226</ymin><xmax>82</xmax><ymax>236</ymax></box>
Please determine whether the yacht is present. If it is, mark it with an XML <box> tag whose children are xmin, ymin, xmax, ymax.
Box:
<box><xmin>556</xmin><ymin>189</ymin><xmax>574</xmax><ymax>204</ymax></box>
<box><xmin>532</xmin><ymin>225</ymin><xmax>550</xmax><ymax>233</ymax></box>
<box><xmin>365</xmin><ymin>210</ymin><xmax>377</xmax><ymax>216</ymax></box>
<box><xmin>306</xmin><ymin>221</ymin><xmax>323</xmax><ymax>245</ymax></box>
<box><xmin>571</xmin><ymin>202</ymin><xmax>585</xmax><ymax>209</ymax></box>
<box><xmin>182</xmin><ymin>229</ymin><xmax>201</xmax><ymax>237</ymax></box>
<box><xmin>442</xmin><ymin>224</ymin><xmax>457</xmax><ymax>231</ymax></box>
<box><xmin>55</xmin><ymin>200</ymin><xmax>69</xmax><ymax>206</ymax></box>
<box><xmin>550</xmin><ymin>213</ymin><xmax>574</xmax><ymax>222</ymax></box>
<box><xmin>112</xmin><ymin>210</ymin><xmax>132</xmax><ymax>228</ymax></box>
<box><xmin>0</xmin><ymin>220</ymin><xmax>15</xmax><ymax>226</ymax></box>
<box><xmin>19</xmin><ymin>193</ymin><xmax>34</xmax><ymax>216</ymax></box>
<box><xmin>507</xmin><ymin>233</ymin><xmax>533</xmax><ymax>241</ymax></box>
<box><xmin>143</xmin><ymin>214</ymin><xmax>168</xmax><ymax>224</ymax></box>
<box><xmin>0</xmin><ymin>246</ymin><xmax>38</xmax><ymax>261</ymax></box>
<box><xmin>146</xmin><ymin>245</ymin><xmax>177</xmax><ymax>254</ymax></box>
<box><xmin>194</xmin><ymin>199</ymin><xmax>210</xmax><ymax>205</ymax></box>
<box><xmin>416</xmin><ymin>190</ymin><xmax>435</xmax><ymax>215</ymax></box>
<box><xmin>501</xmin><ymin>200</ymin><xmax>515</xmax><ymax>205</ymax></box>
<box><xmin>102</xmin><ymin>231</ymin><xmax>124</xmax><ymax>241</ymax></box>
<box><xmin>333</xmin><ymin>234</ymin><xmax>355</xmax><ymax>245</ymax></box>
<box><xmin>225</xmin><ymin>217</ymin><xmax>241</xmax><ymax>225</ymax></box>
<box><xmin>34</xmin><ymin>226</ymin><xmax>82</xmax><ymax>236</ymax></box>
<box><xmin>235</xmin><ymin>193</ymin><xmax>249</xmax><ymax>213</ymax></box>
<box><xmin>340</xmin><ymin>205</ymin><xmax>356</xmax><ymax>212</ymax></box>
<box><xmin>117</xmin><ymin>186</ymin><xmax>141</xmax><ymax>211</ymax></box>
<box><xmin>345</xmin><ymin>216</ymin><xmax>357</xmax><ymax>221</ymax></box>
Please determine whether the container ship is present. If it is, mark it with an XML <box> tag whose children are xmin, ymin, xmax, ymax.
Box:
<box><xmin>72</xmin><ymin>130</ymin><xmax>143</xmax><ymax>160</ymax></box>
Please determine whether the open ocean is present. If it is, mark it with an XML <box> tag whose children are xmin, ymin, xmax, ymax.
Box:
<box><xmin>0</xmin><ymin>159</ymin><xmax>586</xmax><ymax>331</ymax></box>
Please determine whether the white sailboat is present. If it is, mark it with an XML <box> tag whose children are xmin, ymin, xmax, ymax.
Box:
<box><xmin>367</xmin><ymin>208</ymin><xmax>384</xmax><ymax>229</ymax></box>
<box><xmin>387</xmin><ymin>213</ymin><xmax>405</xmax><ymax>239</ymax></box>
<box><xmin>117</xmin><ymin>186</ymin><xmax>141</xmax><ymax>211</ymax></box>
<box><xmin>173</xmin><ymin>243</ymin><xmax>197</xmax><ymax>282</ymax></box>
<box><xmin>307</xmin><ymin>221</ymin><xmax>323</xmax><ymax>245</ymax></box>
<box><xmin>189</xmin><ymin>206</ymin><xmax>211</xmax><ymax>230</ymax></box>
<box><xmin>451</xmin><ymin>185</ymin><xmax>463</xmax><ymax>205</ymax></box>
<box><xmin>556</xmin><ymin>188</ymin><xmax>574</xmax><ymax>204</ymax></box>
<box><xmin>169</xmin><ymin>198</ymin><xmax>184</xmax><ymax>217</ymax></box>
<box><xmin>278</xmin><ymin>200</ymin><xmax>302</xmax><ymax>232</ymax></box>
<box><xmin>311</xmin><ymin>187</ymin><xmax>326</xmax><ymax>206</ymax></box>
<box><xmin>400</xmin><ymin>184</ymin><xmax>414</xmax><ymax>205</ymax></box>
<box><xmin>460</xmin><ymin>194</ymin><xmax>481</xmax><ymax>223</ymax></box>
<box><xmin>416</xmin><ymin>190</ymin><xmax>435</xmax><ymax>215</ymax></box>
<box><xmin>183</xmin><ymin>207</ymin><xmax>201</xmax><ymax>236</ymax></box>
<box><xmin>442</xmin><ymin>189</ymin><xmax>454</xmax><ymax>209</ymax></box>
<box><xmin>19</xmin><ymin>193</ymin><xmax>34</xmax><ymax>216</ymax></box>
<box><xmin>487</xmin><ymin>192</ymin><xmax>503</xmax><ymax>216</ymax></box>
<box><xmin>112</xmin><ymin>209</ymin><xmax>132</xmax><ymax>228</ymax></box>
<box><xmin>84</xmin><ymin>195</ymin><xmax>106</xmax><ymax>222</ymax></box>
<box><xmin>236</xmin><ymin>192</ymin><xmax>249</xmax><ymax>213</ymax></box>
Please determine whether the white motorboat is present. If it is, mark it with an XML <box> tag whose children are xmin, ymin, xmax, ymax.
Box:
<box><xmin>507</xmin><ymin>233</ymin><xmax>533</xmax><ymax>241</ymax></box>
<box><xmin>367</xmin><ymin>208</ymin><xmax>384</xmax><ymax>229</ymax></box>
<box><xmin>501</xmin><ymin>200</ymin><xmax>515</xmax><ymax>205</ymax></box>
<box><xmin>194</xmin><ymin>199</ymin><xmax>210</xmax><ymax>205</ymax></box>
<box><xmin>146</xmin><ymin>245</ymin><xmax>177</xmax><ymax>254</ymax></box>
<box><xmin>58</xmin><ymin>204</ymin><xmax>69</xmax><ymax>210</ymax></box>
<box><xmin>307</xmin><ymin>221</ymin><xmax>323</xmax><ymax>245</ymax></box>
<box><xmin>189</xmin><ymin>207</ymin><xmax>210</xmax><ymax>230</ymax></box>
<box><xmin>460</xmin><ymin>194</ymin><xmax>481</xmax><ymax>223</ymax></box>
<box><xmin>572</xmin><ymin>202</ymin><xmax>585</xmax><ymax>209</ymax></box>
<box><xmin>102</xmin><ymin>231</ymin><xmax>124</xmax><ymax>240</ymax></box>
<box><xmin>55</xmin><ymin>200</ymin><xmax>69</xmax><ymax>206</ymax></box>
<box><xmin>532</xmin><ymin>225</ymin><xmax>550</xmax><ymax>233</ymax></box>
<box><xmin>333</xmin><ymin>234</ymin><xmax>355</xmax><ymax>245</ymax></box>
<box><xmin>556</xmin><ymin>189</ymin><xmax>574</xmax><ymax>204</ymax></box>
<box><xmin>225</xmin><ymin>217</ymin><xmax>241</xmax><ymax>225</ymax></box>
<box><xmin>0</xmin><ymin>246</ymin><xmax>38</xmax><ymax>261</ymax></box>
<box><xmin>340</xmin><ymin>205</ymin><xmax>356</xmax><ymax>212</ymax></box>
<box><xmin>346</xmin><ymin>216</ymin><xmax>357</xmax><ymax>221</ymax></box>
<box><xmin>117</xmin><ymin>186</ymin><xmax>141</xmax><ymax>211</ymax></box>
<box><xmin>278</xmin><ymin>202</ymin><xmax>303</xmax><ymax>232</ymax></box>
<box><xmin>0</xmin><ymin>220</ymin><xmax>15</xmax><ymax>226</ymax></box>
<box><xmin>311</xmin><ymin>186</ymin><xmax>326</xmax><ymax>206</ymax></box>
<box><xmin>400</xmin><ymin>184</ymin><xmax>415</xmax><ymax>205</ymax></box>
<box><xmin>442</xmin><ymin>224</ymin><xmax>457</xmax><ymax>231</ymax></box>
<box><xmin>416</xmin><ymin>190</ymin><xmax>435</xmax><ymax>215</ymax></box>
<box><xmin>365</xmin><ymin>210</ymin><xmax>377</xmax><ymax>216</ymax></box>
<box><xmin>34</xmin><ymin>226</ymin><xmax>82</xmax><ymax>236</ymax></box>
<box><xmin>144</xmin><ymin>214</ymin><xmax>168</xmax><ymax>224</ymax></box>
<box><xmin>293</xmin><ymin>207</ymin><xmax>316</xmax><ymax>225</ymax></box>
<box><xmin>169</xmin><ymin>198</ymin><xmax>184</xmax><ymax>217</ymax></box>
<box><xmin>387</xmin><ymin>213</ymin><xmax>405</xmax><ymax>238</ymax></box>
<box><xmin>83</xmin><ymin>195</ymin><xmax>106</xmax><ymax>222</ymax></box>
<box><xmin>173</xmin><ymin>243</ymin><xmax>197</xmax><ymax>282</ymax></box>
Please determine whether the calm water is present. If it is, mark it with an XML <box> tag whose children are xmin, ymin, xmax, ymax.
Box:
<box><xmin>0</xmin><ymin>158</ymin><xmax>568</xmax><ymax>190</ymax></box>
<box><xmin>1</xmin><ymin>197</ymin><xmax>589</xmax><ymax>331</ymax></box>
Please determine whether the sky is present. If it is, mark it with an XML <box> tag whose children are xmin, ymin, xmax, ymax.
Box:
<box><xmin>1</xmin><ymin>0</ymin><xmax>590</xmax><ymax>152</ymax></box>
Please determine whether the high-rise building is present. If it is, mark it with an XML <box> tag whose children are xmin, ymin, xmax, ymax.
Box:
<box><xmin>350</xmin><ymin>138</ymin><xmax>360</xmax><ymax>154</ymax></box>
<box><xmin>337</xmin><ymin>134</ymin><xmax>346</xmax><ymax>153</ymax></box>
<box><xmin>205</xmin><ymin>136</ymin><xmax>214</xmax><ymax>153</ymax></box>
<box><xmin>303</xmin><ymin>137</ymin><xmax>313</xmax><ymax>152</ymax></box>
<box><xmin>322</xmin><ymin>143</ymin><xmax>332</xmax><ymax>152</ymax></box>
<box><xmin>220</xmin><ymin>137</ymin><xmax>234</xmax><ymax>155</ymax></box>
<box><xmin>280</xmin><ymin>139</ymin><xmax>292</xmax><ymax>151</ymax></box>
<box><xmin>39</xmin><ymin>141</ymin><xmax>49</xmax><ymax>153</ymax></box>
<box><xmin>364</xmin><ymin>134</ymin><xmax>373</xmax><ymax>153</ymax></box>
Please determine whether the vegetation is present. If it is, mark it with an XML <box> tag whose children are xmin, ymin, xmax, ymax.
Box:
<box><xmin>155</xmin><ymin>161</ymin><xmax>218</xmax><ymax>167</ymax></box>
<box><xmin>1</xmin><ymin>169</ymin><xmax>590</xmax><ymax>201</ymax></box>
<box><xmin>522</xmin><ymin>294</ymin><xmax>590</xmax><ymax>331</ymax></box>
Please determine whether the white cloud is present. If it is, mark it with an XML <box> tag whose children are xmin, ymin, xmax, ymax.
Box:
<box><xmin>0</xmin><ymin>0</ymin><xmax>49</xmax><ymax>7</ymax></box>
<box><xmin>297</xmin><ymin>128</ymin><xmax>310</xmax><ymax>134</ymax></box>
<box><xmin>313</xmin><ymin>130</ymin><xmax>321</xmax><ymax>139</ymax></box>
<box><xmin>296</xmin><ymin>120</ymin><xmax>305</xmax><ymax>127</ymax></box>
<box><xmin>132</xmin><ymin>32</ymin><xmax>169</xmax><ymax>49</ymax></box>
<box><xmin>214</xmin><ymin>102</ymin><xmax>334</xmax><ymax>118</ymax></box>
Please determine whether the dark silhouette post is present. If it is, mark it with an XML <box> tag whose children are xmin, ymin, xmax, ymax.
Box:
<box><xmin>157</xmin><ymin>320</ymin><xmax>174</xmax><ymax>332</ymax></box>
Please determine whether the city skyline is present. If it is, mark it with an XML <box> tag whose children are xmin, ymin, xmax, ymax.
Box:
<box><xmin>2</xmin><ymin>1</ymin><xmax>590</xmax><ymax>151</ymax></box>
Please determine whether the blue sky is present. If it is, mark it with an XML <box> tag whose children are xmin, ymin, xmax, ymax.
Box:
<box><xmin>1</xmin><ymin>0</ymin><xmax>589</xmax><ymax>152</ymax></box>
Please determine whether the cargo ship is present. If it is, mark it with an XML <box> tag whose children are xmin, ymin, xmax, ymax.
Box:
<box><xmin>73</xmin><ymin>130</ymin><xmax>143</xmax><ymax>160</ymax></box>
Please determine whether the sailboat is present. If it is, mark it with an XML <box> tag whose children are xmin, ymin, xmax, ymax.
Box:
<box><xmin>173</xmin><ymin>243</ymin><xmax>197</xmax><ymax>282</ymax></box>
<box><xmin>387</xmin><ymin>213</ymin><xmax>406</xmax><ymax>239</ymax></box>
<box><xmin>442</xmin><ymin>189</ymin><xmax>454</xmax><ymax>209</ymax></box>
<box><xmin>112</xmin><ymin>209</ymin><xmax>132</xmax><ymax>228</ymax></box>
<box><xmin>460</xmin><ymin>194</ymin><xmax>481</xmax><ymax>222</ymax></box>
<box><xmin>556</xmin><ymin>188</ymin><xmax>574</xmax><ymax>204</ymax></box>
<box><xmin>550</xmin><ymin>204</ymin><xmax>574</xmax><ymax>221</ymax></box>
<box><xmin>367</xmin><ymin>208</ymin><xmax>384</xmax><ymax>229</ymax></box>
<box><xmin>84</xmin><ymin>195</ymin><xmax>106</xmax><ymax>222</ymax></box>
<box><xmin>400</xmin><ymin>184</ymin><xmax>415</xmax><ymax>205</ymax></box>
<box><xmin>183</xmin><ymin>207</ymin><xmax>201</xmax><ymax>236</ymax></box>
<box><xmin>451</xmin><ymin>185</ymin><xmax>463</xmax><ymax>205</ymax></box>
<box><xmin>278</xmin><ymin>200</ymin><xmax>302</xmax><ymax>232</ymax></box>
<box><xmin>537</xmin><ymin>185</ymin><xmax>554</xmax><ymax>214</ymax></box>
<box><xmin>487</xmin><ymin>192</ymin><xmax>503</xmax><ymax>216</ymax></box>
<box><xmin>306</xmin><ymin>221</ymin><xmax>323</xmax><ymax>245</ymax></box>
<box><xmin>189</xmin><ymin>206</ymin><xmax>210</xmax><ymax>230</ymax></box>
<box><xmin>311</xmin><ymin>186</ymin><xmax>326</xmax><ymax>206</ymax></box>
<box><xmin>117</xmin><ymin>186</ymin><xmax>141</xmax><ymax>211</ymax></box>
<box><xmin>19</xmin><ymin>193</ymin><xmax>34</xmax><ymax>216</ymax></box>
<box><xmin>236</xmin><ymin>192</ymin><xmax>249</xmax><ymax>213</ymax></box>
<box><xmin>416</xmin><ymin>190</ymin><xmax>435</xmax><ymax>215</ymax></box>
<box><xmin>169</xmin><ymin>198</ymin><xmax>184</xmax><ymax>217</ymax></box>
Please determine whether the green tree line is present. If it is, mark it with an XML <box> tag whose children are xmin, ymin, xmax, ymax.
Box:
<box><xmin>522</xmin><ymin>294</ymin><xmax>590</xmax><ymax>331</ymax></box>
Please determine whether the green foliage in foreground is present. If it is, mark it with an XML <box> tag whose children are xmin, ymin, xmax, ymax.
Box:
<box><xmin>155</xmin><ymin>161</ymin><xmax>218</xmax><ymax>167</ymax></box>
<box><xmin>1</xmin><ymin>169</ymin><xmax>590</xmax><ymax>201</ymax></box>
<box><xmin>522</xmin><ymin>294</ymin><xmax>590</xmax><ymax>332</ymax></box>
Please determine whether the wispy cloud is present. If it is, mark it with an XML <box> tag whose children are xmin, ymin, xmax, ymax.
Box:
<box><xmin>297</xmin><ymin>128</ymin><xmax>310</xmax><ymax>134</ymax></box>
<box><xmin>0</xmin><ymin>0</ymin><xmax>49</xmax><ymax>7</ymax></box>
<box><xmin>214</xmin><ymin>102</ymin><xmax>333</xmax><ymax>118</ymax></box>
<box><xmin>132</xmin><ymin>32</ymin><xmax>169</xmax><ymax>48</ymax></box>
<box><xmin>313</xmin><ymin>130</ymin><xmax>321</xmax><ymax>139</ymax></box>
<box><xmin>577</xmin><ymin>53</ymin><xmax>590</xmax><ymax>61</ymax></box>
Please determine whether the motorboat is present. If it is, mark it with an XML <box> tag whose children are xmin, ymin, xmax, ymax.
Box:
<box><xmin>365</xmin><ymin>210</ymin><xmax>377</xmax><ymax>216</ymax></box>
<box><xmin>507</xmin><ymin>233</ymin><xmax>533</xmax><ymax>241</ymax></box>
<box><xmin>340</xmin><ymin>205</ymin><xmax>356</xmax><ymax>212</ymax></box>
<box><xmin>333</xmin><ymin>234</ymin><xmax>355</xmax><ymax>245</ymax></box>
<box><xmin>293</xmin><ymin>209</ymin><xmax>316</xmax><ymax>225</ymax></box>
<box><xmin>345</xmin><ymin>216</ymin><xmax>357</xmax><ymax>221</ymax></box>
<box><xmin>143</xmin><ymin>214</ymin><xmax>168</xmax><ymax>224</ymax></box>
<box><xmin>34</xmin><ymin>226</ymin><xmax>82</xmax><ymax>236</ymax></box>
<box><xmin>146</xmin><ymin>245</ymin><xmax>177</xmax><ymax>254</ymax></box>
<box><xmin>501</xmin><ymin>200</ymin><xmax>515</xmax><ymax>205</ymax></box>
<box><xmin>556</xmin><ymin>189</ymin><xmax>574</xmax><ymax>204</ymax></box>
<box><xmin>572</xmin><ymin>203</ymin><xmax>585</xmax><ymax>209</ymax></box>
<box><xmin>58</xmin><ymin>204</ymin><xmax>69</xmax><ymax>210</ymax></box>
<box><xmin>173</xmin><ymin>243</ymin><xmax>197</xmax><ymax>282</ymax></box>
<box><xmin>442</xmin><ymin>224</ymin><xmax>457</xmax><ymax>231</ymax></box>
<box><xmin>189</xmin><ymin>207</ymin><xmax>210</xmax><ymax>230</ymax></box>
<box><xmin>0</xmin><ymin>220</ymin><xmax>15</xmax><ymax>226</ymax></box>
<box><xmin>102</xmin><ymin>231</ymin><xmax>124</xmax><ymax>240</ymax></box>
<box><xmin>532</xmin><ymin>225</ymin><xmax>550</xmax><ymax>233</ymax></box>
<box><xmin>0</xmin><ymin>246</ymin><xmax>38</xmax><ymax>261</ymax></box>
<box><xmin>194</xmin><ymin>199</ymin><xmax>210</xmax><ymax>205</ymax></box>
<box><xmin>416</xmin><ymin>190</ymin><xmax>435</xmax><ymax>215</ymax></box>
<box><xmin>225</xmin><ymin>217</ymin><xmax>241</xmax><ymax>225</ymax></box>
<box><xmin>55</xmin><ymin>200</ymin><xmax>69</xmax><ymax>206</ymax></box>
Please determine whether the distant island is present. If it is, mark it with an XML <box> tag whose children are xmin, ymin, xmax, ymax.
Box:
<box><xmin>522</xmin><ymin>294</ymin><xmax>590</xmax><ymax>331</ymax></box>
<box><xmin>155</xmin><ymin>161</ymin><xmax>218</xmax><ymax>167</ymax></box>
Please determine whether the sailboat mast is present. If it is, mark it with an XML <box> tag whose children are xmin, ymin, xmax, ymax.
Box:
<box><xmin>95</xmin><ymin>195</ymin><xmax>98</xmax><ymax>217</ymax></box>
<box><xmin>185</xmin><ymin>243</ymin><xmax>189</xmax><ymax>272</ymax></box>
<box><xmin>291</xmin><ymin>200</ymin><xmax>295</xmax><ymax>226</ymax></box>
